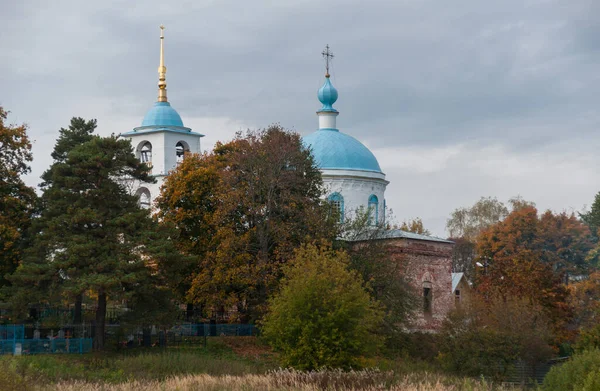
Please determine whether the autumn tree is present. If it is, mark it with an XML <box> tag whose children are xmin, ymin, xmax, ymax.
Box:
<box><xmin>0</xmin><ymin>107</ymin><xmax>37</xmax><ymax>293</ymax></box>
<box><xmin>475</xmin><ymin>206</ymin><xmax>593</xmax><ymax>337</ymax></box>
<box><xmin>157</xmin><ymin>126</ymin><xmax>337</xmax><ymax>321</ymax></box>
<box><xmin>261</xmin><ymin>243</ymin><xmax>384</xmax><ymax>369</ymax></box>
<box><xmin>11</xmin><ymin>135</ymin><xmax>176</xmax><ymax>350</ymax></box>
<box><xmin>447</xmin><ymin>197</ymin><xmax>509</xmax><ymax>241</ymax></box>
<box><xmin>447</xmin><ymin>196</ymin><xmax>535</xmax><ymax>279</ymax></box>
<box><xmin>398</xmin><ymin>217</ymin><xmax>431</xmax><ymax>235</ymax></box>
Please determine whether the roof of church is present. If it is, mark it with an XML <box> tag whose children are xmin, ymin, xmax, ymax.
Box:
<box><xmin>317</xmin><ymin>77</ymin><xmax>338</xmax><ymax>113</ymax></box>
<box><xmin>303</xmin><ymin>71</ymin><xmax>383</xmax><ymax>173</ymax></box>
<box><xmin>347</xmin><ymin>228</ymin><xmax>454</xmax><ymax>244</ymax></box>
<box><xmin>121</xmin><ymin>26</ymin><xmax>202</xmax><ymax>138</ymax></box>
<box><xmin>369</xmin><ymin>229</ymin><xmax>454</xmax><ymax>243</ymax></box>
<box><xmin>141</xmin><ymin>101</ymin><xmax>184</xmax><ymax>127</ymax></box>
<box><xmin>303</xmin><ymin>129</ymin><xmax>383</xmax><ymax>173</ymax></box>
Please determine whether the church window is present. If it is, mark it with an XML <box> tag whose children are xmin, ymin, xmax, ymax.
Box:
<box><xmin>140</xmin><ymin>142</ymin><xmax>152</xmax><ymax>163</ymax></box>
<box><xmin>455</xmin><ymin>289</ymin><xmax>461</xmax><ymax>306</ymax></box>
<box><xmin>423</xmin><ymin>281</ymin><xmax>433</xmax><ymax>317</ymax></box>
<box><xmin>176</xmin><ymin>141</ymin><xmax>189</xmax><ymax>163</ymax></box>
<box><xmin>327</xmin><ymin>193</ymin><xmax>344</xmax><ymax>223</ymax></box>
<box><xmin>368</xmin><ymin>194</ymin><xmax>378</xmax><ymax>225</ymax></box>
<box><xmin>136</xmin><ymin>188</ymin><xmax>151</xmax><ymax>209</ymax></box>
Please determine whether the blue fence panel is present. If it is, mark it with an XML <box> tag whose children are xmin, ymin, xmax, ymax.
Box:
<box><xmin>0</xmin><ymin>340</ymin><xmax>15</xmax><ymax>354</ymax></box>
<box><xmin>0</xmin><ymin>325</ymin><xmax>25</xmax><ymax>340</ymax></box>
<box><xmin>0</xmin><ymin>338</ymin><xmax>93</xmax><ymax>355</ymax></box>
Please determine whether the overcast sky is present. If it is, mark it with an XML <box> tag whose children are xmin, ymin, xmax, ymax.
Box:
<box><xmin>2</xmin><ymin>0</ymin><xmax>599</xmax><ymax>236</ymax></box>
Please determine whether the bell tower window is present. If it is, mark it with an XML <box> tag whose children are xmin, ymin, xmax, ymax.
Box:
<box><xmin>136</xmin><ymin>188</ymin><xmax>151</xmax><ymax>209</ymax></box>
<box><xmin>176</xmin><ymin>142</ymin><xmax>185</xmax><ymax>163</ymax></box>
<box><xmin>140</xmin><ymin>142</ymin><xmax>152</xmax><ymax>163</ymax></box>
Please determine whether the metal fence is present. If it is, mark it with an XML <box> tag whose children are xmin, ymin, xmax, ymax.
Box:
<box><xmin>0</xmin><ymin>338</ymin><xmax>93</xmax><ymax>355</ymax></box>
<box><xmin>172</xmin><ymin>323</ymin><xmax>256</xmax><ymax>337</ymax></box>
<box><xmin>0</xmin><ymin>324</ymin><xmax>25</xmax><ymax>340</ymax></box>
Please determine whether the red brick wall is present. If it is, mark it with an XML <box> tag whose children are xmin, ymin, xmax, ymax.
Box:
<box><xmin>383</xmin><ymin>238</ymin><xmax>454</xmax><ymax>331</ymax></box>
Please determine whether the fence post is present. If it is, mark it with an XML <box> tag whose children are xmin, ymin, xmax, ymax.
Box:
<box><xmin>79</xmin><ymin>338</ymin><xmax>83</xmax><ymax>354</ymax></box>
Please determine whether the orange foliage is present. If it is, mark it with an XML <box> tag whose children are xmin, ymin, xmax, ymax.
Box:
<box><xmin>475</xmin><ymin>207</ymin><xmax>593</xmax><ymax>340</ymax></box>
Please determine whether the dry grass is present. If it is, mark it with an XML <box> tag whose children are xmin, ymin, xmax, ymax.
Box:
<box><xmin>44</xmin><ymin>369</ymin><xmax>518</xmax><ymax>391</ymax></box>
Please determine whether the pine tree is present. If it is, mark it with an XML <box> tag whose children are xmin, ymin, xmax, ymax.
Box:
<box><xmin>12</xmin><ymin>134</ymin><xmax>175</xmax><ymax>350</ymax></box>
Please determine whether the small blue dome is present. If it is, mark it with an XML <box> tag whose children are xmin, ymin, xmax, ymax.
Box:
<box><xmin>317</xmin><ymin>77</ymin><xmax>338</xmax><ymax>113</ymax></box>
<box><xmin>303</xmin><ymin>129</ymin><xmax>382</xmax><ymax>173</ymax></box>
<box><xmin>141</xmin><ymin>102</ymin><xmax>184</xmax><ymax>127</ymax></box>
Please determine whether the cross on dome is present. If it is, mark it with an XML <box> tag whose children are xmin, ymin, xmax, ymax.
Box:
<box><xmin>321</xmin><ymin>44</ymin><xmax>334</xmax><ymax>78</ymax></box>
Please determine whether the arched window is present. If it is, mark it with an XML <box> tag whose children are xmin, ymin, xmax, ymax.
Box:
<box><xmin>327</xmin><ymin>192</ymin><xmax>344</xmax><ymax>223</ymax></box>
<box><xmin>368</xmin><ymin>195</ymin><xmax>378</xmax><ymax>225</ymax></box>
<box><xmin>136</xmin><ymin>188</ymin><xmax>151</xmax><ymax>209</ymax></box>
<box><xmin>140</xmin><ymin>142</ymin><xmax>152</xmax><ymax>163</ymax></box>
<box><xmin>176</xmin><ymin>141</ymin><xmax>189</xmax><ymax>163</ymax></box>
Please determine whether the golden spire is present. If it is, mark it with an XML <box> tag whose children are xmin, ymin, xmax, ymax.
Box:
<box><xmin>157</xmin><ymin>25</ymin><xmax>168</xmax><ymax>102</ymax></box>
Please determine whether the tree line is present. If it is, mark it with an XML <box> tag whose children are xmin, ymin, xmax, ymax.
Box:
<box><xmin>3</xmin><ymin>107</ymin><xmax>600</xmax><ymax>373</ymax></box>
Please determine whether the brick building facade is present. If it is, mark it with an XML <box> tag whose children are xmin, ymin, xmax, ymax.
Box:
<box><xmin>372</xmin><ymin>230</ymin><xmax>455</xmax><ymax>331</ymax></box>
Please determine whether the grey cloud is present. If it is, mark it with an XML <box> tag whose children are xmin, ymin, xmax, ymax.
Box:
<box><xmin>2</xmin><ymin>0</ymin><xmax>600</xmax><ymax>235</ymax></box>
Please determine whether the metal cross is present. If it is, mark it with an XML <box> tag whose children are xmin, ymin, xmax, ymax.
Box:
<box><xmin>322</xmin><ymin>44</ymin><xmax>334</xmax><ymax>77</ymax></box>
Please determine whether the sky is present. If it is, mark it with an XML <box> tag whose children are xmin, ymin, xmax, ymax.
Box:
<box><xmin>2</xmin><ymin>0</ymin><xmax>599</xmax><ymax>236</ymax></box>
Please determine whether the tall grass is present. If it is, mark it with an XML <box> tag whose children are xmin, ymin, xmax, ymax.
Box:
<box><xmin>46</xmin><ymin>370</ymin><xmax>519</xmax><ymax>391</ymax></box>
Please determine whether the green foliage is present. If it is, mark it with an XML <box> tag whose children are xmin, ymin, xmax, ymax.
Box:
<box><xmin>438</xmin><ymin>297</ymin><xmax>554</xmax><ymax>381</ymax></box>
<box><xmin>261</xmin><ymin>243</ymin><xmax>384</xmax><ymax>370</ymax></box>
<box><xmin>338</xmin><ymin>209</ymin><xmax>418</xmax><ymax>339</ymax></box>
<box><xmin>438</xmin><ymin>310</ymin><xmax>520</xmax><ymax>380</ymax></box>
<box><xmin>0</xmin><ymin>343</ymin><xmax>271</xmax><ymax>385</ymax></box>
<box><xmin>581</xmin><ymin>192</ymin><xmax>600</xmax><ymax>238</ymax></box>
<box><xmin>542</xmin><ymin>349</ymin><xmax>600</xmax><ymax>391</ymax></box>
<box><xmin>576</xmin><ymin>324</ymin><xmax>600</xmax><ymax>352</ymax></box>
<box><xmin>10</xmin><ymin>132</ymin><xmax>178</xmax><ymax>349</ymax></box>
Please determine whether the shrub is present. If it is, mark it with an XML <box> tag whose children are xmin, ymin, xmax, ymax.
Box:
<box><xmin>261</xmin><ymin>243</ymin><xmax>384</xmax><ymax>370</ymax></box>
<box><xmin>541</xmin><ymin>349</ymin><xmax>600</xmax><ymax>391</ymax></box>
<box><xmin>576</xmin><ymin>323</ymin><xmax>600</xmax><ymax>352</ymax></box>
<box><xmin>438</xmin><ymin>297</ymin><xmax>554</xmax><ymax>381</ymax></box>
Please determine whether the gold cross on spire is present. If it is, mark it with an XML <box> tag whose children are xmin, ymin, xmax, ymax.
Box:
<box><xmin>157</xmin><ymin>25</ymin><xmax>168</xmax><ymax>102</ymax></box>
<box><xmin>322</xmin><ymin>44</ymin><xmax>334</xmax><ymax>78</ymax></box>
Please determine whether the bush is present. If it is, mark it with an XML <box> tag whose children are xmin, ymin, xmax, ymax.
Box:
<box><xmin>542</xmin><ymin>349</ymin><xmax>600</xmax><ymax>391</ymax></box>
<box><xmin>576</xmin><ymin>323</ymin><xmax>600</xmax><ymax>352</ymax></box>
<box><xmin>438</xmin><ymin>297</ymin><xmax>554</xmax><ymax>381</ymax></box>
<box><xmin>261</xmin><ymin>243</ymin><xmax>384</xmax><ymax>370</ymax></box>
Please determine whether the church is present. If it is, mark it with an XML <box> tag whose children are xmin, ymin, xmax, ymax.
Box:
<box><xmin>120</xmin><ymin>27</ymin><xmax>456</xmax><ymax>330</ymax></box>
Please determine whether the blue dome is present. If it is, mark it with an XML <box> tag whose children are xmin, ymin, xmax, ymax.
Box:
<box><xmin>303</xmin><ymin>129</ymin><xmax>382</xmax><ymax>173</ymax></box>
<box><xmin>317</xmin><ymin>77</ymin><xmax>338</xmax><ymax>113</ymax></box>
<box><xmin>141</xmin><ymin>102</ymin><xmax>184</xmax><ymax>127</ymax></box>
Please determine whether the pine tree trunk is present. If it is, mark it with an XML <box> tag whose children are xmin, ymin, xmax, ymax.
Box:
<box><xmin>94</xmin><ymin>290</ymin><xmax>107</xmax><ymax>351</ymax></box>
<box><xmin>74</xmin><ymin>294</ymin><xmax>83</xmax><ymax>324</ymax></box>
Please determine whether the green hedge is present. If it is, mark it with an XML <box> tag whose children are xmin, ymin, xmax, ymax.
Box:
<box><xmin>542</xmin><ymin>349</ymin><xmax>600</xmax><ymax>391</ymax></box>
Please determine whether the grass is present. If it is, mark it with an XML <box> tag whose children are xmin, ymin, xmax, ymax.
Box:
<box><xmin>36</xmin><ymin>371</ymin><xmax>522</xmax><ymax>391</ymax></box>
<box><xmin>0</xmin><ymin>337</ymin><xmax>525</xmax><ymax>390</ymax></box>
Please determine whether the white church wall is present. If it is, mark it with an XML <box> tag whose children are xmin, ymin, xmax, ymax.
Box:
<box><xmin>163</xmin><ymin>132</ymin><xmax>202</xmax><ymax>174</ymax></box>
<box><xmin>322</xmin><ymin>173</ymin><xmax>387</xmax><ymax>224</ymax></box>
